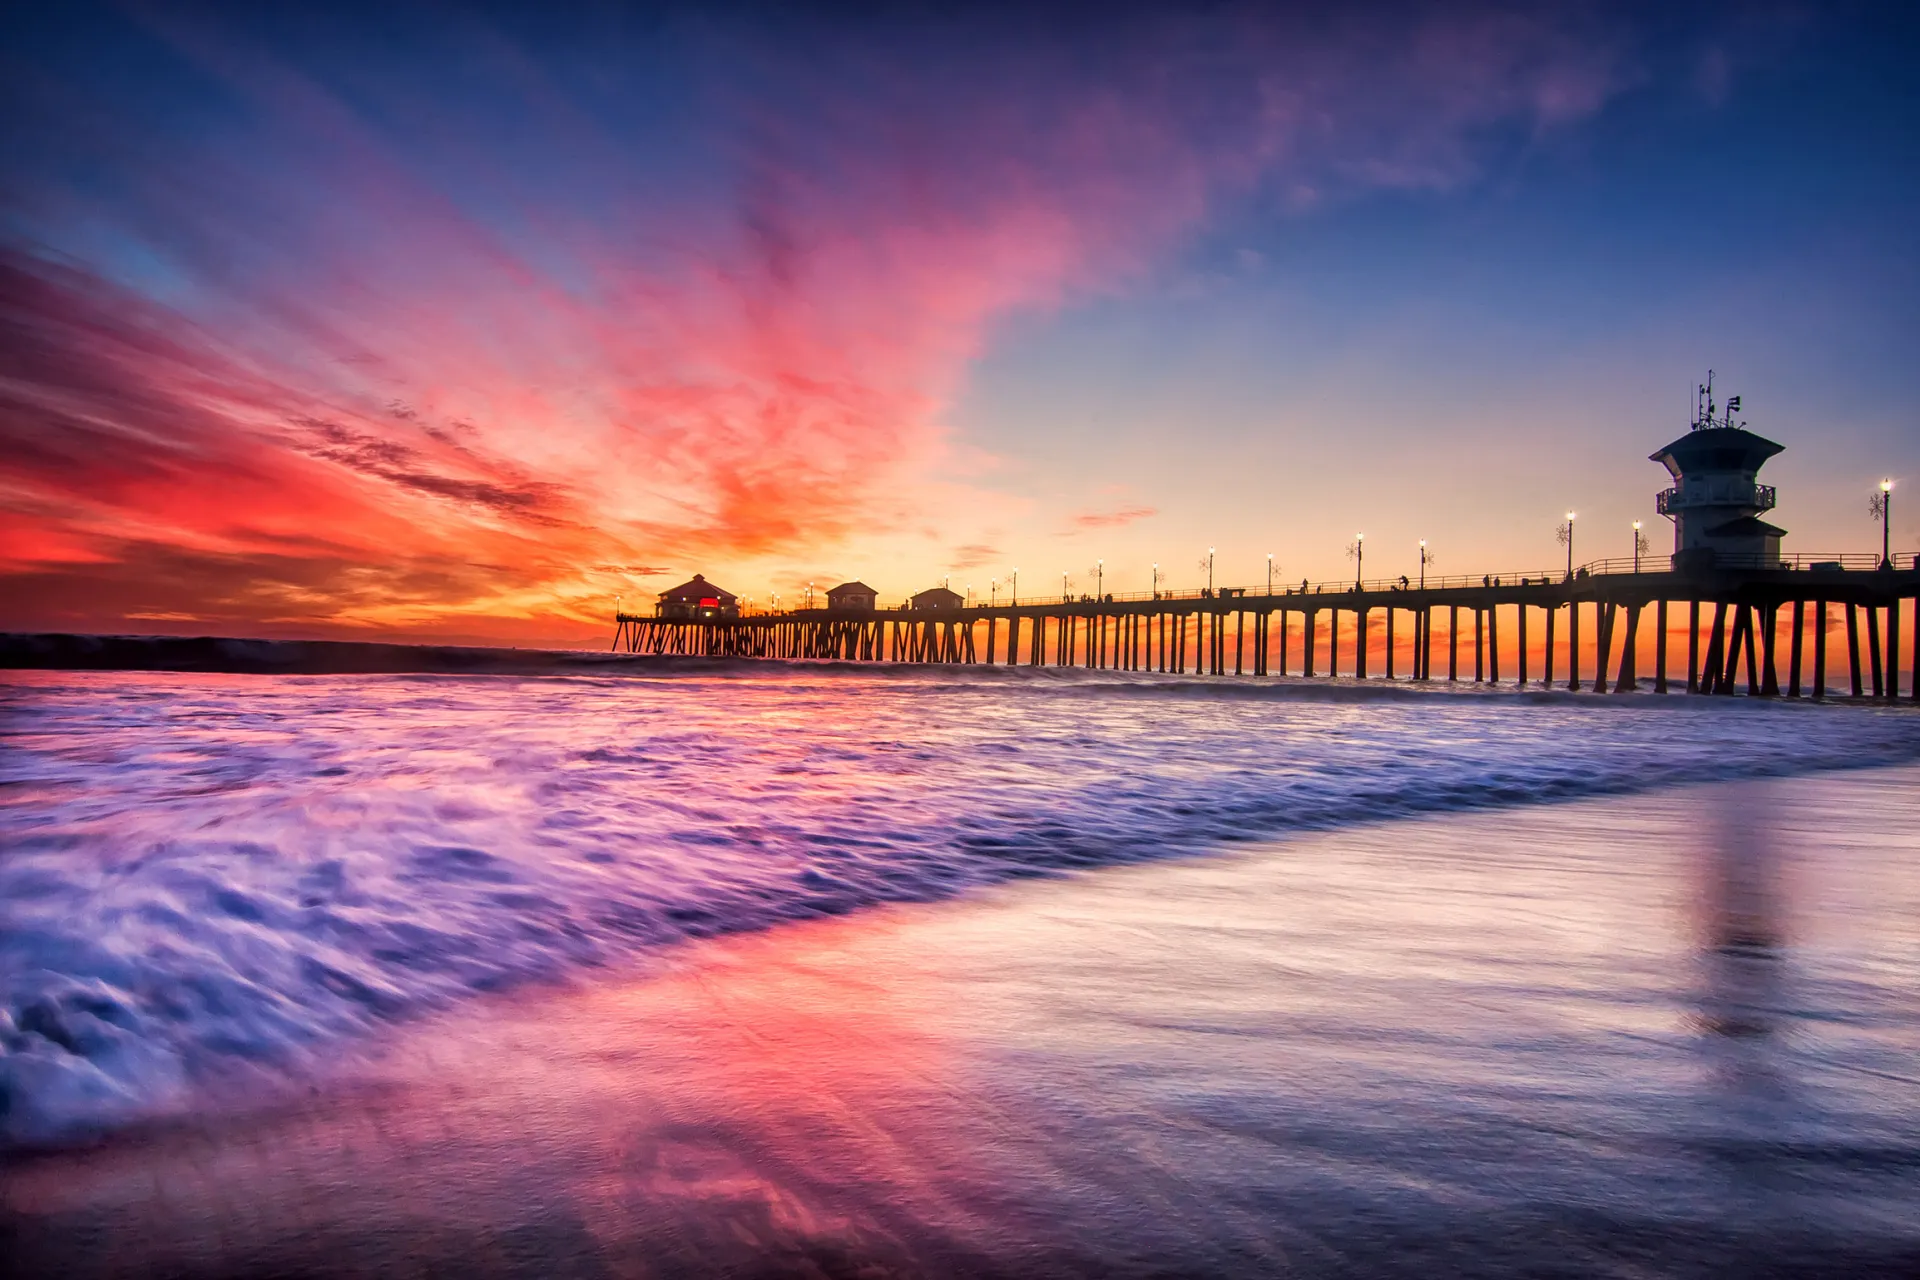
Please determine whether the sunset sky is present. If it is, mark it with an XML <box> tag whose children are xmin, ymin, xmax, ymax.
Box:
<box><xmin>3</xmin><ymin>1</ymin><xmax>1915</xmax><ymax>645</ymax></box>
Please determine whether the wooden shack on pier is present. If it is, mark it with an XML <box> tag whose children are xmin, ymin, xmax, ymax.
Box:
<box><xmin>827</xmin><ymin>581</ymin><xmax>878</xmax><ymax>612</ymax></box>
<box><xmin>656</xmin><ymin>574</ymin><xmax>738</xmax><ymax>620</ymax></box>
<box><xmin>910</xmin><ymin>586</ymin><xmax>964</xmax><ymax>611</ymax></box>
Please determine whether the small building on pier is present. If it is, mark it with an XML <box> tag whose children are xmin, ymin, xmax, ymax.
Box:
<box><xmin>909</xmin><ymin>586</ymin><xmax>964</xmax><ymax>611</ymax></box>
<box><xmin>656</xmin><ymin>574</ymin><xmax>738</xmax><ymax>620</ymax></box>
<box><xmin>1651</xmin><ymin>377</ymin><xmax>1787</xmax><ymax>569</ymax></box>
<box><xmin>827</xmin><ymin>581</ymin><xmax>878</xmax><ymax>612</ymax></box>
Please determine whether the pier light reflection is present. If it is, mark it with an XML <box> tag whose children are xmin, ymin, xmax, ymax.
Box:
<box><xmin>1694</xmin><ymin>780</ymin><xmax>1793</xmax><ymax>1123</ymax></box>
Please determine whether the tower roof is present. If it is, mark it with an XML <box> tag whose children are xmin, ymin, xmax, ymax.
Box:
<box><xmin>1649</xmin><ymin>426</ymin><xmax>1783</xmax><ymax>479</ymax></box>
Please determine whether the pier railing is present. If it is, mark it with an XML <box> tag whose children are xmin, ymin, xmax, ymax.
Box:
<box><xmin>740</xmin><ymin>553</ymin><xmax>1909</xmax><ymax>616</ymax></box>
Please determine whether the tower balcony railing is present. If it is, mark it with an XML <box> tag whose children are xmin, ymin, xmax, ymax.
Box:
<box><xmin>1655</xmin><ymin>483</ymin><xmax>1775</xmax><ymax>515</ymax></box>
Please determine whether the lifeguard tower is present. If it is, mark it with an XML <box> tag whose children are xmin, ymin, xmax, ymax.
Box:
<box><xmin>1650</xmin><ymin>373</ymin><xmax>1787</xmax><ymax>571</ymax></box>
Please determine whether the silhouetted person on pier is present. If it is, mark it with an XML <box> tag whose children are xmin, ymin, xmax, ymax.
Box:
<box><xmin>1399</xmin><ymin>575</ymin><xmax>1409</xmax><ymax>590</ymax></box>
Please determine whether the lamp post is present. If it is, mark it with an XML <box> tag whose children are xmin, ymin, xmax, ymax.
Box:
<box><xmin>1349</xmin><ymin>533</ymin><xmax>1364</xmax><ymax>588</ymax></box>
<box><xmin>1418</xmin><ymin>540</ymin><xmax>1429</xmax><ymax>590</ymax></box>
<box><xmin>1152</xmin><ymin>562</ymin><xmax>1160</xmax><ymax>600</ymax></box>
<box><xmin>1062</xmin><ymin>571</ymin><xmax>1069</xmax><ymax>602</ymax></box>
<box><xmin>1558</xmin><ymin>512</ymin><xmax>1576</xmax><ymax>580</ymax></box>
<box><xmin>1873</xmin><ymin>479</ymin><xmax>1894</xmax><ymax>568</ymax></box>
<box><xmin>1096</xmin><ymin>559</ymin><xmax>1104</xmax><ymax>600</ymax></box>
<box><xmin>1266</xmin><ymin>553</ymin><xmax>1274</xmax><ymax>595</ymax></box>
<box><xmin>1632</xmin><ymin>520</ymin><xmax>1643</xmax><ymax>574</ymax></box>
<box><xmin>990</xmin><ymin>577</ymin><xmax>998</xmax><ymax>606</ymax></box>
<box><xmin>1011</xmin><ymin>568</ymin><xmax>1019</xmax><ymax>606</ymax></box>
<box><xmin>1206</xmin><ymin>547</ymin><xmax>1215</xmax><ymax>594</ymax></box>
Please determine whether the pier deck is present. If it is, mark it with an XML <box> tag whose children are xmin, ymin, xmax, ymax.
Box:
<box><xmin>612</xmin><ymin>556</ymin><xmax>1919</xmax><ymax>700</ymax></box>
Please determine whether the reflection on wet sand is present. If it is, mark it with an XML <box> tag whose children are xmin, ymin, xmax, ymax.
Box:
<box><xmin>7</xmin><ymin>767</ymin><xmax>1920</xmax><ymax>1278</ymax></box>
<box><xmin>1697</xmin><ymin>782</ymin><xmax>1789</xmax><ymax>1073</ymax></box>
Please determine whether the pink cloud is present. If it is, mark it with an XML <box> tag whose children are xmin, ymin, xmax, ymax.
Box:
<box><xmin>1</xmin><ymin>4</ymin><xmax>1630</xmax><ymax>642</ymax></box>
<box><xmin>1065</xmin><ymin>506</ymin><xmax>1159</xmax><ymax>533</ymax></box>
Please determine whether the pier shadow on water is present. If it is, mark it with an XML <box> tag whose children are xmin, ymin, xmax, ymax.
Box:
<box><xmin>5</xmin><ymin>768</ymin><xmax>1920</xmax><ymax>1278</ymax></box>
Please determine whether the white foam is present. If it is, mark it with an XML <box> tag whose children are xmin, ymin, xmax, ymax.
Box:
<box><xmin>3</xmin><ymin>668</ymin><xmax>1916</xmax><ymax>1143</ymax></box>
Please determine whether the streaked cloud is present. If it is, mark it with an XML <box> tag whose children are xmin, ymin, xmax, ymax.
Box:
<box><xmin>0</xmin><ymin>2</ymin><xmax>1633</xmax><ymax>641</ymax></box>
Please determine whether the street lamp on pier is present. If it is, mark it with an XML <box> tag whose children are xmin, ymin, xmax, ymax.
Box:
<box><xmin>1011</xmin><ymin>568</ymin><xmax>1019</xmax><ymax>605</ymax></box>
<box><xmin>990</xmin><ymin>578</ymin><xmax>998</xmax><ymax>606</ymax></box>
<box><xmin>1557</xmin><ymin>512</ymin><xmax>1576</xmax><ymax>580</ymax></box>
<box><xmin>1872</xmin><ymin>479</ymin><xmax>1894</xmax><ymax>568</ymax></box>
<box><xmin>1347</xmin><ymin>533</ymin><xmax>1364</xmax><ymax>588</ymax></box>
<box><xmin>1266</xmin><ymin>553</ymin><xmax>1274</xmax><ymax>595</ymax></box>
<box><xmin>1152</xmin><ymin>562</ymin><xmax>1161</xmax><ymax>600</ymax></box>
<box><xmin>1095</xmin><ymin>559</ymin><xmax>1104</xmax><ymax>600</ymax></box>
<box><xmin>1632</xmin><ymin>520</ymin><xmax>1647</xmax><ymax>574</ymax></box>
<box><xmin>1418</xmin><ymin>540</ymin><xmax>1430</xmax><ymax>590</ymax></box>
<box><xmin>1204</xmin><ymin>547</ymin><xmax>1215</xmax><ymax>594</ymax></box>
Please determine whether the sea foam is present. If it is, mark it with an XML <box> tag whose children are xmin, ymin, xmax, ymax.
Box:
<box><xmin>3</xmin><ymin>664</ymin><xmax>1916</xmax><ymax>1144</ymax></box>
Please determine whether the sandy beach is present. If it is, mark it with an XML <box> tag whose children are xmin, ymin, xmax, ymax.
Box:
<box><xmin>9</xmin><ymin>764</ymin><xmax>1919</xmax><ymax>1278</ymax></box>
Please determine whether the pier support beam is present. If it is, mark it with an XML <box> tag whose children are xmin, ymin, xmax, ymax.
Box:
<box><xmin>1486</xmin><ymin>604</ymin><xmax>1499</xmax><ymax>685</ymax></box>
<box><xmin>1742</xmin><ymin>606</ymin><xmax>1761</xmax><ymax>696</ymax></box>
<box><xmin>1760</xmin><ymin>603</ymin><xmax>1780</xmax><ymax>696</ymax></box>
<box><xmin>1615</xmin><ymin>603</ymin><xmax>1640</xmax><ymax>692</ymax></box>
<box><xmin>1593</xmin><ymin>603</ymin><xmax>1614</xmax><ymax>694</ymax></box>
<box><xmin>1518</xmin><ymin>604</ymin><xmax>1528</xmax><ymax>687</ymax></box>
<box><xmin>1701</xmin><ymin>603</ymin><xmax>1727</xmax><ymax>695</ymax></box>
<box><xmin>1654</xmin><ymin>599</ymin><xmax>1669</xmax><ymax>693</ymax></box>
<box><xmin>1543</xmin><ymin>605</ymin><xmax>1556</xmax><ymax>687</ymax></box>
<box><xmin>1887</xmin><ymin>598</ymin><xmax>1901</xmax><ymax>701</ymax></box>
<box><xmin>1847</xmin><ymin>604</ymin><xmax>1863</xmax><ymax>697</ymax></box>
<box><xmin>1813</xmin><ymin>600</ymin><xmax>1828</xmax><ymax>699</ymax></box>
<box><xmin>1686</xmin><ymin>601</ymin><xmax>1700</xmax><ymax>694</ymax></box>
<box><xmin>1787</xmin><ymin>601</ymin><xmax>1803</xmax><ymax>697</ymax></box>
<box><xmin>1568</xmin><ymin>601</ymin><xmax>1582</xmax><ymax>691</ymax></box>
<box><xmin>1867</xmin><ymin>605</ymin><xmax>1884</xmax><ymax>699</ymax></box>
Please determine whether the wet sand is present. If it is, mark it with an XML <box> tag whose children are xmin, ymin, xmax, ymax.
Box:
<box><xmin>8</xmin><ymin>766</ymin><xmax>1920</xmax><ymax>1278</ymax></box>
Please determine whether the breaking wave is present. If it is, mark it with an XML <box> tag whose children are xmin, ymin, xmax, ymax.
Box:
<box><xmin>3</xmin><ymin>660</ymin><xmax>1916</xmax><ymax>1145</ymax></box>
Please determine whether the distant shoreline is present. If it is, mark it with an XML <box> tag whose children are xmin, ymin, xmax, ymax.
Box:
<box><xmin>0</xmin><ymin>632</ymin><xmax>668</xmax><ymax>677</ymax></box>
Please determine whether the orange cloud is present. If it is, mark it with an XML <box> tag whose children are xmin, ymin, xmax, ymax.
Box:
<box><xmin>1065</xmin><ymin>506</ymin><xmax>1158</xmax><ymax>533</ymax></box>
<box><xmin>0</xmin><ymin>4</ymin><xmax>1628</xmax><ymax>643</ymax></box>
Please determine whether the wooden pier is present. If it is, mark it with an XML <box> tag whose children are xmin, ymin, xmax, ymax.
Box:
<box><xmin>611</xmin><ymin>554</ymin><xmax>1919</xmax><ymax>701</ymax></box>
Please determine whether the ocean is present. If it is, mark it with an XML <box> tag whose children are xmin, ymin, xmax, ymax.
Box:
<box><xmin>4</xmin><ymin>659</ymin><xmax>1919</xmax><ymax>1275</ymax></box>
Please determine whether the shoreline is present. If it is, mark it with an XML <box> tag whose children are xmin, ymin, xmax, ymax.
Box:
<box><xmin>8</xmin><ymin>766</ymin><xmax>1919</xmax><ymax>1277</ymax></box>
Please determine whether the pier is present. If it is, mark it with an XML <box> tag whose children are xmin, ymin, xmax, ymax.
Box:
<box><xmin>612</xmin><ymin>377</ymin><xmax>1916</xmax><ymax>700</ymax></box>
<box><xmin>612</xmin><ymin>554</ymin><xmax>1919</xmax><ymax>701</ymax></box>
